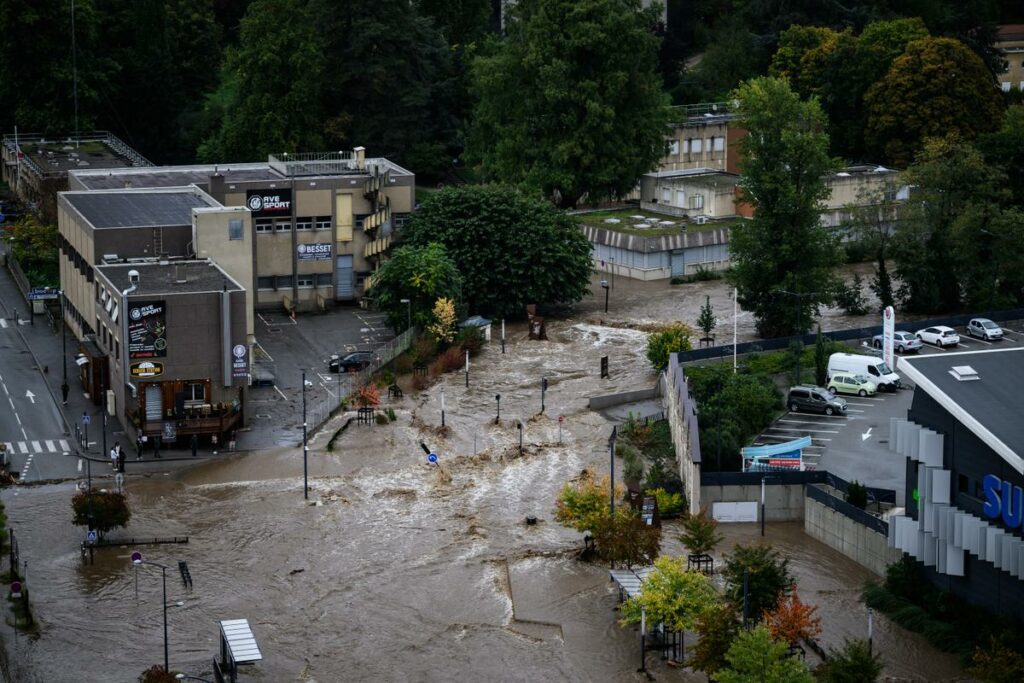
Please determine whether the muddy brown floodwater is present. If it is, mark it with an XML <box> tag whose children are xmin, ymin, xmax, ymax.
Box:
<box><xmin>1</xmin><ymin>275</ymin><xmax>964</xmax><ymax>682</ymax></box>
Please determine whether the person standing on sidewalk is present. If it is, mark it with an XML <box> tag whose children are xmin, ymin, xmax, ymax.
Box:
<box><xmin>61</xmin><ymin>381</ymin><xmax>69</xmax><ymax>406</ymax></box>
<box><xmin>110</xmin><ymin>441</ymin><xmax>120</xmax><ymax>471</ymax></box>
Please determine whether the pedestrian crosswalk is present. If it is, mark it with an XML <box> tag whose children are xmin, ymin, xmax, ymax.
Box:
<box><xmin>0</xmin><ymin>318</ymin><xmax>29</xmax><ymax>328</ymax></box>
<box><xmin>3</xmin><ymin>439</ymin><xmax>70</xmax><ymax>455</ymax></box>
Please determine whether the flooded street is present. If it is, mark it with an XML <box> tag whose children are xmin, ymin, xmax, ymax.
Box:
<box><xmin>1</xmin><ymin>275</ymin><xmax>964</xmax><ymax>681</ymax></box>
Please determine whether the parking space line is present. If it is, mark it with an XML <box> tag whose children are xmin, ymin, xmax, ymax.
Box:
<box><xmin>846</xmin><ymin>409</ymin><xmax>865</xmax><ymax>414</ymax></box>
<box><xmin>843</xmin><ymin>401</ymin><xmax>875</xmax><ymax>407</ymax></box>
<box><xmin>779</xmin><ymin>419</ymin><xmax>846</xmax><ymax>426</ymax></box>
<box><xmin>966</xmin><ymin>337</ymin><xmax>992</xmax><ymax>346</ymax></box>
<box><xmin>783</xmin><ymin>413</ymin><xmax>848</xmax><ymax>420</ymax></box>
<box><xmin>767</xmin><ymin>427</ymin><xmax>839</xmax><ymax>434</ymax></box>
<box><xmin>273</xmin><ymin>385</ymin><xmax>288</xmax><ymax>401</ymax></box>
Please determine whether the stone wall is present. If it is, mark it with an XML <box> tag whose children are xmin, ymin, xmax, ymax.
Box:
<box><xmin>700</xmin><ymin>483</ymin><xmax>806</xmax><ymax>521</ymax></box>
<box><xmin>804</xmin><ymin>497</ymin><xmax>903</xmax><ymax>576</ymax></box>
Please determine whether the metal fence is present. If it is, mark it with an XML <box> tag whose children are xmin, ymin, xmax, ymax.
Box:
<box><xmin>700</xmin><ymin>468</ymin><xmax>896</xmax><ymax>505</ymax></box>
<box><xmin>806</xmin><ymin>482</ymin><xmax>890</xmax><ymax>535</ymax></box>
<box><xmin>674</xmin><ymin>306</ymin><xmax>1024</xmax><ymax>365</ymax></box>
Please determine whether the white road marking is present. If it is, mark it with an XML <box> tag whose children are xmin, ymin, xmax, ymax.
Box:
<box><xmin>45</xmin><ymin>440</ymin><xmax>55</xmax><ymax>451</ymax></box>
<box><xmin>18</xmin><ymin>442</ymin><xmax>27</xmax><ymax>454</ymax></box>
<box><xmin>273</xmin><ymin>385</ymin><xmax>288</xmax><ymax>401</ymax></box>
<box><xmin>0</xmin><ymin>318</ymin><xmax>7</xmax><ymax>328</ymax></box>
<box><xmin>78</xmin><ymin>459</ymin><xmax>83</xmax><ymax>472</ymax></box>
<box><xmin>24</xmin><ymin>389</ymin><xmax>35</xmax><ymax>404</ymax></box>
<box><xmin>254</xmin><ymin>339</ymin><xmax>274</xmax><ymax>362</ymax></box>
<box><xmin>767</xmin><ymin>426</ymin><xmax>840</xmax><ymax>434</ymax></box>
<box><xmin>862</xmin><ymin>427</ymin><xmax>873</xmax><ymax>441</ymax></box>
<box><xmin>15</xmin><ymin>413</ymin><xmax>21</xmax><ymax>425</ymax></box>
<box><xmin>60</xmin><ymin>439</ymin><xmax>69</xmax><ymax>451</ymax></box>
<box><xmin>31</xmin><ymin>441</ymin><xmax>41</xmax><ymax>453</ymax></box>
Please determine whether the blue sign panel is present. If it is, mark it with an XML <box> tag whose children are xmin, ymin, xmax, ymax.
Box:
<box><xmin>983</xmin><ymin>474</ymin><xmax>1024</xmax><ymax>529</ymax></box>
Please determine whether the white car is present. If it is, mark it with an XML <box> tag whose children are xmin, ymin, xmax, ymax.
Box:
<box><xmin>916</xmin><ymin>326</ymin><xmax>960</xmax><ymax>347</ymax></box>
<box><xmin>967</xmin><ymin>318</ymin><xmax>1003</xmax><ymax>340</ymax></box>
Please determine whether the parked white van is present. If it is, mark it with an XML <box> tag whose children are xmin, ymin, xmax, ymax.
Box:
<box><xmin>827</xmin><ymin>353</ymin><xmax>901</xmax><ymax>392</ymax></box>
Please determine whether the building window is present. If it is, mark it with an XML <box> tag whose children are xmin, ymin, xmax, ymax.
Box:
<box><xmin>228</xmin><ymin>218</ymin><xmax>244</xmax><ymax>240</ymax></box>
<box><xmin>667</xmin><ymin>140</ymin><xmax>679</xmax><ymax>156</ymax></box>
<box><xmin>714</xmin><ymin>136</ymin><xmax>725</xmax><ymax>152</ymax></box>
<box><xmin>315</xmin><ymin>216</ymin><xmax>332</xmax><ymax>231</ymax></box>
<box><xmin>691</xmin><ymin>138</ymin><xmax>703</xmax><ymax>154</ymax></box>
<box><xmin>1002</xmin><ymin>81</ymin><xmax>1012</xmax><ymax>92</ymax></box>
<box><xmin>690</xmin><ymin>194</ymin><xmax>704</xmax><ymax>210</ymax></box>
<box><xmin>661</xmin><ymin>188</ymin><xmax>672</xmax><ymax>203</ymax></box>
<box><xmin>184</xmin><ymin>382</ymin><xmax>205</xmax><ymax>401</ymax></box>
<box><xmin>295</xmin><ymin>217</ymin><xmax>313</xmax><ymax>231</ymax></box>
<box><xmin>257</xmin><ymin>276</ymin><xmax>276</xmax><ymax>290</ymax></box>
<box><xmin>255</xmin><ymin>219</ymin><xmax>274</xmax><ymax>233</ymax></box>
<box><xmin>675</xmin><ymin>190</ymin><xmax>685</xmax><ymax>207</ymax></box>
<box><xmin>275</xmin><ymin>219</ymin><xmax>293</xmax><ymax>231</ymax></box>
<box><xmin>315</xmin><ymin>273</ymin><xmax>332</xmax><ymax>287</ymax></box>
<box><xmin>297</xmin><ymin>277</ymin><xmax>314</xmax><ymax>288</ymax></box>
<box><xmin>276</xmin><ymin>275</ymin><xmax>293</xmax><ymax>288</ymax></box>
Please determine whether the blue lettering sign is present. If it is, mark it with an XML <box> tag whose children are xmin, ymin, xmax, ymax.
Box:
<box><xmin>982</xmin><ymin>474</ymin><xmax>1024</xmax><ymax>530</ymax></box>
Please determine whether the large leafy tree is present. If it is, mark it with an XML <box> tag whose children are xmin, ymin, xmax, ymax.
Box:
<box><xmin>892</xmin><ymin>135</ymin><xmax>1008</xmax><ymax>312</ymax></box>
<box><xmin>728</xmin><ymin>77</ymin><xmax>839</xmax><ymax>338</ymax></box>
<box><xmin>370</xmin><ymin>244</ymin><xmax>463</xmax><ymax>333</ymax></box>
<box><xmin>198</xmin><ymin>0</ymin><xmax>326</xmax><ymax>162</ymax></box>
<box><xmin>310</xmin><ymin>0</ymin><xmax>459</xmax><ymax>179</ymax></box>
<box><xmin>468</xmin><ymin>0</ymin><xmax>670</xmax><ymax>208</ymax></box>
<box><xmin>0</xmin><ymin>0</ymin><xmax>109</xmax><ymax>134</ymax></box>
<box><xmin>717</xmin><ymin>625</ymin><xmax>814</xmax><ymax>683</ymax></box>
<box><xmin>818</xmin><ymin>639</ymin><xmax>884</xmax><ymax>683</ymax></box>
<box><xmin>619</xmin><ymin>556</ymin><xmax>719</xmax><ymax>633</ymax></box>
<box><xmin>402</xmin><ymin>185</ymin><xmax>594</xmax><ymax>317</ymax></box>
<box><xmin>864</xmin><ymin>37</ymin><xmax>1003</xmax><ymax>167</ymax></box>
<box><xmin>979</xmin><ymin>105</ymin><xmax>1024</xmax><ymax>208</ymax></box>
<box><xmin>691</xmin><ymin>602</ymin><xmax>740</xmax><ymax>676</ymax></box>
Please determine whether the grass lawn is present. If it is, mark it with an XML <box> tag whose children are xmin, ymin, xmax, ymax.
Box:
<box><xmin>575</xmin><ymin>208</ymin><xmax>728</xmax><ymax>236</ymax></box>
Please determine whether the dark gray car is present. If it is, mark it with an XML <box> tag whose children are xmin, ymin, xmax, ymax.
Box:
<box><xmin>787</xmin><ymin>386</ymin><xmax>847</xmax><ymax>416</ymax></box>
<box><xmin>328</xmin><ymin>351</ymin><xmax>375</xmax><ymax>373</ymax></box>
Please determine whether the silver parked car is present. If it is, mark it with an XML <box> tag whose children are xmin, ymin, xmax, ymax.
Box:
<box><xmin>872</xmin><ymin>330</ymin><xmax>922</xmax><ymax>354</ymax></box>
<box><xmin>967</xmin><ymin>318</ymin><xmax>1003</xmax><ymax>341</ymax></box>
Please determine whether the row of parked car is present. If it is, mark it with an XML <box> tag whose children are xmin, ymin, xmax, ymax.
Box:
<box><xmin>786</xmin><ymin>350</ymin><xmax>904</xmax><ymax>415</ymax></box>
<box><xmin>870</xmin><ymin>318</ymin><xmax>1005</xmax><ymax>352</ymax></box>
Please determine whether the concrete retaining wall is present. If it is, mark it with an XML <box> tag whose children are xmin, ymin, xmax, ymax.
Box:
<box><xmin>588</xmin><ymin>386</ymin><xmax>660</xmax><ymax>411</ymax></box>
<box><xmin>700</xmin><ymin>484</ymin><xmax>806</xmax><ymax>521</ymax></box>
<box><xmin>804</xmin><ymin>497</ymin><xmax>903</xmax><ymax>576</ymax></box>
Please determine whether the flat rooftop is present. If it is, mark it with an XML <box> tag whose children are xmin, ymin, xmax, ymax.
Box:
<box><xmin>900</xmin><ymin>347</ymin><xmax>1024</xmax><ymax>471</ymax></box>
<box><xmin>71</xmin><ymin>156</ymin><xmax>414</xmax><ymax>191</ymax></box>
<box><xmin>62</xmin><ymin>188</ymin><xmax>218</xmax><ymax>229</ymax></box>
<box><xmin>96</xmin><ymin>260</ymin><xmax>243</xmax><ymax>296</ymax></box>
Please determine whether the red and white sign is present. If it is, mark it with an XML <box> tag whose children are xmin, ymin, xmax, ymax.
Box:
<box><xmin>882</xmin><ymin>306</ymin><xmax>895</xmax><ymax>371</ymax></box>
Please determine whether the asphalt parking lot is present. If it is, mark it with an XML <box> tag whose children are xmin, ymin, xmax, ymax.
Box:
<box><xmin>239</xmin><ymin>307</ymin><xmax>396</xmax><ymax>448</ymax></box>
<box><xmin>751</xmin><ymin>319</ymin><xmax>1024</xmax><ymax>504</ymax></box>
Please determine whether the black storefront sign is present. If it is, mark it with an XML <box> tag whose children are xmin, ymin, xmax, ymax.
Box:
<box><xmin>246</xmin><ymin>189</ymin><xmax>293</xmax><ymax>217</ymax></box>
<box><xmin>128</xmin><ymin>300</ymin><xmax>167</xmax><ymax>359</ymax></box>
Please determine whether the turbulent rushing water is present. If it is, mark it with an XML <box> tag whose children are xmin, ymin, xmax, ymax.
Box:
<box><xmin>0</xmin><ymin>275</ymin><xmax>962</xmax><ymax>682</ymax></box>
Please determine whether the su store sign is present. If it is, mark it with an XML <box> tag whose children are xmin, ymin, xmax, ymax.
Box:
<box><xmin>983</xmin><ymin>474</ymin><xmax>1024</xmax><ymax>529</ymax></box>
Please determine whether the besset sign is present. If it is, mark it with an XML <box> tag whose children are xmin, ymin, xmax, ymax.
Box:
<box><xmin>982</xmin><ymin>474</ymin><xmax>1024</xmax><ymax>528</ymax></box>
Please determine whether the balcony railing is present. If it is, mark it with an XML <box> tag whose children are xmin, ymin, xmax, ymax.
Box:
<box><xmin>364</xmin><ymin>234</ymin><xmax>392</xmax><ymax>258</ymax></box>
<box><xmin>140</xmin><ymin>404</ymin><xmax>242</xmax><ymax>439</ymax></box>
<box><xmin>363</xmin><ymin>198</ymin><xmax>391</xmax><ymax>232</ymax></box>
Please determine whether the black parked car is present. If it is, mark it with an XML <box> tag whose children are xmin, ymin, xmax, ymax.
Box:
<box><xmin>786</xmin><ymin>385</ymin><xmax>847</xmax><ymax>416</ymax></box>
<box><xmin>328</xmin><ymin>351</ymin><xmax>375</xmax><ymax>373</ymax></box>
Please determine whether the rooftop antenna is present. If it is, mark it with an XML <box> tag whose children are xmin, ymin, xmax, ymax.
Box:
<box><xmin>71</xmin><ymin>0</ymin><xmax>80</xmax><ymax>148</ymax></box>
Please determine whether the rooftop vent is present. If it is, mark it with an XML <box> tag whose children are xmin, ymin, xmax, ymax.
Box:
<box><xmin>949</xmin><ymin>365</ymin><xmax>980</xmax><ymax>382</ymax></box>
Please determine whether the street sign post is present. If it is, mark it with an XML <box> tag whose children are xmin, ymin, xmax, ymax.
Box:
<box><xmin>427</xmin><ymin>453</ymin><xmax>438</xmax><ymax>464</ymax></box>
<box><xmin>86</xmin><ymin>530</ymin><xmax>98</xmax><ymax>545</ymax></box>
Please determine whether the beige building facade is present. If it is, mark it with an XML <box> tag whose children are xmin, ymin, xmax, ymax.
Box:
<box><xmin>659</xmin><ymin>103</ymin><xmax>747</xmax><ymax>175</ymax></box>
<box><xmin>997</xmin><ymin>25</ymin><xmax>1024</xmax><ymax>93</ymax></box>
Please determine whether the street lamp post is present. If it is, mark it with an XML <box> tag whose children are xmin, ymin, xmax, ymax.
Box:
<box><xmin>399</xmin><ymin>298</ymin><xmax>411</xmax><ymax>332</ymax></box>
<box><xmin>600</xmin><ymin>279</ymin><xmax>609</xmax><ymax>313</ymax></box>
<box><xmin>495</xmin><ymin>394</ymin><xmax>501</xmax><ymax>424</ymax></box>
<box><xmin>608</xmin><ymin>427</ymin><xmax>617</xmax><ymax>519</ymax></box>
<box><xmin>132</xmin><ymin>555</ymin><xmax>182</xmax><ymax>672</ymax></box>
<box><xmin>301</xmin><ymin>369</ymin><xmax>308</xmax><ymax>500</ymax></box>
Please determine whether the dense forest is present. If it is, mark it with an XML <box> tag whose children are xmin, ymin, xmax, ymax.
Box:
<box><xmin>0</xmin><ymin>0</ymin><xmax>1020</xmax><ymax>179</ymax></box>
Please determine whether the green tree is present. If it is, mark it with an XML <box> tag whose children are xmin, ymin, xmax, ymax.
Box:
<box><xmin>3</xmin><ymin>215</ymin><xmax>59</xmax><ymax>286</ymax></box>
<box><xmin>370</xmin><ymin>243</ymin><xmax>463</xmax><ymax>333</ymax></box>
<box><xmin>717</xmin><ymin>625</ymin><xmax>814</xmax><ymax>683</ymax></box>
<box><xmin>814</xmin><ymin>326</ymin><xmax>828</xmax><ymax>388</ymax></box>
<box><xmin>678</xmin><ymin>508</ymin><xmax>723</xmax><ymax>557</ymax></box>
<box><xmin>691</xmin><ymin>602</ymin><xmax>741</xmax><ymax>676</ymax></box>
<box><xmin>71</xmin><ymin>490</ymin><xmax>131</xmax><ymax>536</ymax></box>
<box><xmin>817</xmin><ymin>639</ymin><xmax>884</xmax><ymax>683</ymax></box>
<box><xmin>555</xmin><ymin>470</ymin><xmax>622</xmax><ymax>533</ymax></box>
<box><xmin>843</xmin><ymin>183</ymin><xmax>903</xmax><ymax>310</ymax></box>
<box><xmin>697</xmin><ymin>296</ymin><xmax>716</xmax><ymax>344</ymax></box>
<box><xmin>979</xmin><ymin>105</ymin><xmax>1024</xmax><ymax>207</ymax></box>
<box><xmin>311</xmin><ymin>0</ymin><xmax>459</xmax><ymax>179</ymax></box>
<box><xmin>592</xmin><ymin>507</ymin><xmax>662</xmax><ymax>567</ymax></box>
<box><xmin>723</xmin><ymin>544</ymin><xmax>793</xmax><ymax>620</ymax></box>
<box><xmin>619</xmin><ymin>556</ymin><xmax>719</xmax><ymax>633</ymax></box>
<box><xmin>864</xmin><ymin>37</ymin><xmax>1003</xmax><ymax>167</ymax></box>
<box><xmin>645</xmin><ymin>322</ymin><xmax>693</xmax><ymax>371</ymax></box>
<box><xmin>198</xmin><ymin>0</ymin><xmax>326</xmax><ymax>161</ymax></box>
<box><xmin>402</xmin><ymin>185</ymin><xmax>594</xmax><ymax>317</ymax></box>
<box><xmin>967</xmin><ymin>637</ymin><xmax>1024</xmax><ymax>683</ymax></box>
<box><xmin>684</xmin><ymin>16</ymin><xmax>770</xmax><ymax>101</ymax></box>
<box><xmin>468</xmin><ymin>0</ymin><xmax>670</xmax><ymax>208</ymax></box>
<box><xmin>728</xmin><ymin>77</ymin><xmax>839</xmax><ymax>338</ymax></box>
<box><xmin>892</xmin><ymin>135</ymin><xmax>1007</xmax><ymax>312</ymax></box>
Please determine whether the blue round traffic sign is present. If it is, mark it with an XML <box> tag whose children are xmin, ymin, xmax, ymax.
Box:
<box><xmin>86</xmin><ymin>530</ymin><xmax>98</xmax><ymax>544</ymax></box>
<box><xmin>427</xmin><ymin>453</ymin><xmax>438</xmax><ymax>464</ymax></box>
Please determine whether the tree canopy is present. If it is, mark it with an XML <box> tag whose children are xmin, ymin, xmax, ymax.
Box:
<box><xmin>717</xmin><ymin>625</ymin><xmax>814</xmax><ymax>683</ymax></box>
<box><xmin>619</xmin><ymin>556</ymin><xmax>719</xmax><ymax>633</ymax></box>
<box><xmin>402</xmin><ymin>185</ymin><xmax>594</xmax><ymax>317</ymax></box>
<box><xmin>369</xmin><ymin>243</ymin><xmax>463</xmax><ymax>333</ymax></box>
<box><xmin>728</xmin><ymin>76</ymin><xmax>839</xmax><ymax>338</ymax></box>
<box><xmin>468</xmin><ymin>0</ymin><xmax>670</xmax><ymax>208</ymax></box>
<box><xmin>723</xmin><ymin>544</ymin><xmax>793</xmax><ymax>619</ymax></box>
<box><xmin>864</xmin><ymin>37</ymin><xmax>1003</xmax><ymax>167</ymax></box>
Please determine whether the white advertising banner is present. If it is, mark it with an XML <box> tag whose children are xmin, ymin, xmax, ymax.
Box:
<box><xmin>883</xmin><ymin>305</ymin><xmax>895</xmax><ymax>371</ymax></box>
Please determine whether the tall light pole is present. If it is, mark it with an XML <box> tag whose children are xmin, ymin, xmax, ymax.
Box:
<box><xmin>608</xmin><ymin>426</ymin><xmax>617</xmax><ymax>519</ymax></box>
<box><xmin>132</xmin><ymin>555</ymin><xmax>182</xmax><ymax>672</ymax></box>
<box><xmin>301</xmin><ymin>369</ymin><xmax>308</xmax><ymax>499</ymax></box>
<box><xmin>399</xmin><ymin>298</ymin><xmax>411</xmax><ymax>332</ymax></box>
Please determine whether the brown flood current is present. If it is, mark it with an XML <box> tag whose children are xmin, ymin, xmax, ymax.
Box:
<box><xmin>1</xmin><ymin>275</ymin><xmax>964</xmax><ymax>682</ymax></box>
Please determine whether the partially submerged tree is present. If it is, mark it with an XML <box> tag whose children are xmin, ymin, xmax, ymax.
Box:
<box><xmin>72</xmin><ymin>490</ymin><xmax>131</xmax><ymax>537</ymax></box>
<box><xmin>697</xmin><ymin>296</ymin><xmax>717</xmax><ymax>345</ymax></box>
<box><xmin>817</xmin><ymin>639</ymin><xmax>884</xmax><ymax>683</ymax></box>
<box><xmin>678</xmin><ymin>508</ymin><xmax>723</xmax><ymax>558</ymax></box>
<box><xmin>619</xmin><ymin>556</ymin><xmax>719</xmax><ymax>633</ymax></box>
<box><xmin>717</xmin><ymin>625</ymin><xmax>814</xmax><ymax>683</ymax></box>
<box><xmin>369</xmin><ymin>243</ymin><xmax>463</xmax><ymax>333</ymax></box>
<box><xmin>763</xmin><ymin>585</ymin><xmax>822</xmax><ymax>646</ymax></box>
<box><xmin>723</xmin><ymin>544</ymin><xmax>793</xmax><ymax>619</ymax></box>
<box><xmin>645</xmin><ymin>322</ymin><xmax>693</xmax><ymax>371</ymax></box>
<box><xmin>691</xmin><ymin>603</ymin><xmax>741</xmax><ymax>677</ymax></box>
<box><xmin>592</xmin><ymin>507</ymin><xmax>662</xmax><ymax>567</ymax></box>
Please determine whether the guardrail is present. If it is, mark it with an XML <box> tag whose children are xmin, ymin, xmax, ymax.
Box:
<box><xmin>674</xmin><ymin>306</ymin><xmax>1024</xmax><ymax>365</ymax></box>
<box><xmin>806</xmin><ymin>483</ymin><xmax>889</xmax><ymax>535</ymax></box>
